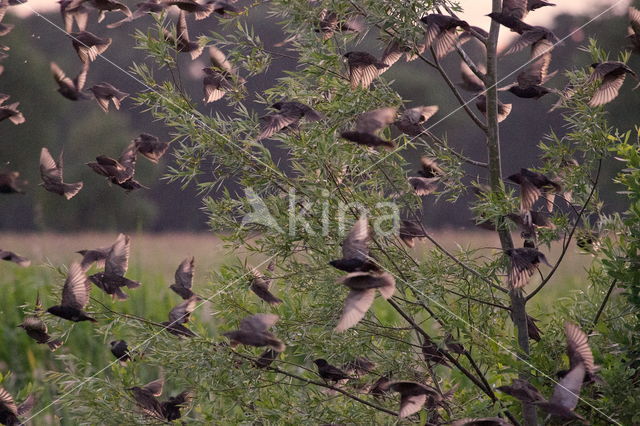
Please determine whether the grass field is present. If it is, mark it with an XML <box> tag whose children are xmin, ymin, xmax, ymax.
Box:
<box><xmin>0</xmin><ymin>231</ymin><xmax>593</xmax><ymax>424</ymax></box>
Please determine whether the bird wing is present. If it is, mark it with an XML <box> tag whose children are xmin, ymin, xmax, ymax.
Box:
<box><xmin>398</xmin><ymin>392</ymin><xmax>427</xmax><ymax>418</ymax></box>
<box><xmin>40</xmin><ymin>147</ymin><xmax>63</xmax><ymax>185</ymax></box>
<box><xmin>423</xmin><ymin>22</ymin><xmax>441</xmax><ymax>50</ymax></box>
<box><xmin>50</xmin><ymin>62</ymin><xmax>74</xmax><ymax>89</ymax></box>
<box><xmin>355</xmin><ymin>107</ymin><xmax>396</xmax><ymax>133</ymax></box>
<box><xmin>17</xmin><ymin>394</ymin><xmax>35</xmax><ymax>416</ymax></box>
<box><xmin>75</xmin><ymin>65</ymin><xmax>88</xmax><ymax>90</ymax></box>
<box><xmin>381</xmin><ymin>40</ymin><xmax>404</xmax><ymax>69</ymax></box>
<box><xmin>177</xmin><ymin>10</ymin><xmax>190</xmax><ymax>43</ymax></box>
<box><xmin>208</xmin><ymin>46</ymin><xmax>234</xmax><ymax>73</ymax></box>
<box><xmin>548</xmin><ymin>363</ymin><xmax>585</xmax><ymax>411</ymax></box>
<box><xmin>505</xmin><ymin>28</ymin><xmax>547</xmax><ymax>55</ymax></box>
<box><xmin>432</xmin><ymin>28</ymin><xmax>458</xmax><ymax>59</ymax></box>
<box><xmin>460</xmin><ymin>61</ymin><xmax>486</xmax><ymax>92</ymax></box>
<box><xmin>168</xmin><ymin>296</ymin><xmax>199</xmax><ymax>324</ymax></box>
<box><xmin>342</xmin><ymin>216</ymin><xmax>369</xmax><ymax>260</ymax></box>
<box><xmin>630</xmin><ymin>7</ymin><xmax>640</xmax><ymax>34</ymax></box>
<box><xmin>257</xmin><ymin>111</ymin><xmax>300</xmax><ymax>140</ymax></box>
<box><xmin>61</xmin><ymin>262</ymin><xmax>90</xmax><ymax>309</ymax></box>
<box><xmin>507</xmin><ymin>251</ymin><xmax>535</xmax><ymax>289</ymax></box>
<box><xmin>118</xmin><ymin>142</ymin><xmax>137</xmax><ymax>178</ymax></box>
<box><xmin>142</xmin><ymin>378</ymin><xmax>164</xmax><ymax>397</ymax></box>
<box><xmin>353</xmin><ymin>64</ymin><xmax>381</xmax><ymax>89</ymax></box>
<box><xmin>0</xmin><ymin>388</ymin><xmax>17</xmax><ymax>415</ymax></box>
<box><xmin>589</xmin><ymin>71</ymin><xmax>626</xmax><ymax>107</ymax></box>
<box><xmin>564</xmin><ymin>321</ymin><xmax>596</xmax><ymax>374</ymax></box>
<box><xmin>240</xmin><ymin>313</ymin><xmax>279</xmax><ymax>332</ymax></box>
<box><xmin>105</xmin><ymin>233</ymin><xmax>130</xmax><ymax>276</ymax></box>
<box><xmin>409</xmin><ymin>176</ymin><xmax>440</xmax><ymax>196</ymax></box>
<box><xmin>335</xmin><ymin>288</ymin><xmax>376</xmax><ymax>332</ymax></box>
<box><xmin>174</xmin><ymin>257</ymin><xmax>194</xmax><ymax>290</ymax></box>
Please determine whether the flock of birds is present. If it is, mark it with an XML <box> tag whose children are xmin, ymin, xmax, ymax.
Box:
<box><xmin>0</xmin><ymin>0</ymin><xmax>635</xmax><ymax>423</ymax></box>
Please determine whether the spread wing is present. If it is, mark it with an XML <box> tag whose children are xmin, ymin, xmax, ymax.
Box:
<box><xmin>334</xmin><ymin>288</ymin><xmax>375</xmax><ymax>332</ymax></box>
<box><xmin>564</xmin><ymin>321</ymin><xmax>595</xmax><ymax>373</ymax></box>
<box><xmin>105</xmin><ymin>233</ymin><xmax>130</xmax><ymax>276</ymax></box>
<box><xmin>432</xmin><ymin>28</ymin><xmax>458</xmax><ymax>59</ymax></box>
<box><xmin>177</xmin><ymin>10</ymin><xmax>190</xmax><ymax>43</ymax></box>
<box><xmin>589</xmin><ymin>72</ymin><xmax>626</xmax><ymax>107</ymax></box>
<box><xmin>0</xmin><ymin>388</ymin><xmax>17</xmax><ymax>416</ymax></box>
<box><xmin>61</xmin><ymin>262</ymin><xmax>90</xmax><ymax>309</ymax></box>
<box><xmin>17</xmin><ymin>394</ymin><xmax>35</xmax><ymax>416</ymax></box>
<box><xmin>355</xmin><ymin>107</ymin><xmax>396</xmax><ymax>133</ymax></box>
<box><xmin>40</xmin><ymin>147</ymin><xmax>63</xmax><ymax>185</ymax></box>
<box><xmin>142</xmin><ymin>378</ymin><xmax>164</xmax><ymax>397</ymax></box>
<box><xmin>50</xmin><ymin>61</ymin><xmax>74</xmax><ymax>89</ymax></box>
<box><xmin>239</xmin><ymin>313</ymin><xmax>279</xmax><ymax>333</ymax></box>
<box><xmin>548</xmin><ymin>363</ymin><xmax>585</xmax><ymax>411</ymax></box>
<box><xmin>507</xmin><ymin>251</ymin><xmax>536</xmax><ymax>289</ymax></box>
<box><xmin>258</xmin><ymin>111</ymin><xmax>299</xmax><ymax>140</ymax></box>
<box><xmin>174</xmin><ymin>257</ymin><xmax>194</xmax><ymax>290</ymax></box>
<box><xmin>168</xmin><ymin>295</ymin><xmax>199</xmax><ymax>324</ymax></box>
<box><xmin>342</xmin><ymin>216</ymin><xmax>369</xmax><ymax>260</ymax></box>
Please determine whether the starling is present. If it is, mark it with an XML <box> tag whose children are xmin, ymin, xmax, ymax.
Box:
<box><xmin>162</xmin><ymin>296</ymin><xmax>200</xmax><ymax>337</ymax></box>
<box><xmin>88</xmin><ymin>233</ymin><xmax>141</xmax><ymax>300</ymax></box>
<box><xmin>106</xmin><ymin>0</ymin><xmax>165</xmax><ymax>28</ymax></box>
<box><xmin>504</xmin><ymin>247</ymin><xmax>551</xmax><ymax>289</ymax></box>
<box><xmin>0</xmin><ymin>101</ymin><xmax>24</xmax><ymax>125</ymax></box>
<box><xmin>70</xmin><ymin>31</ymin><xmax>112</xmax><ymax>64</ymax></box>
<box><xmin>254</xmin><ymin>348</ymin><xmax>280</xmax><ymax>368</ymax></box>
<box><xmin>475</xmin><ymin>94</ymin><xmax>512</xmax><ymax>123</ymax></box>
<box><xmin>0</xmin><ymin>249</ymin><xmax>30</xmax><ymax>267</ymax></box>
<box><xmin>67</xmin><ymin>0</ymin><xmax>131</xmax><ymax>23</ymax></box>
<box><xmin>388</xmin><ymin>381</ymin><xmax>438</xmax><ymax>418</ymax></box>
<box><xmin>313</xmin><ymin>359</ymin><xmax>352</xmax><ymax>382</ymax></box>
<box><xmin>486</xmin><ymin>12</ymin><xmax>533</xmax><ymax>34</ymax></box>
<box><xmin>343</xmin><ymin>51</ymin><xmax>388</xmax><ymax>89</ymax></box>
<box><xmin>163</xmin><ymin>11</ymin><xmax>204</xmax><ymax>60</ymax></box>
<box><xmin>47</xmin><ymin>262</ymin><xmax>97</xmax><ymax>322</ymax></box>
<box><xmin>223</xmin><ymin>313</ymin><xmax>285</xmax><ymax>352</ymax></box>
<box><xmin>418</xmin><ymin>156</ymin><xmax>443</xmax><ymax>178</ymax></box>
<box><xmin>500</xmin><ymin>46</ymin><xmax>555</xmax><ymax>99</ymax></box>
<box><xmin>508</xmin><ymin>168</ymin><xmax>562</xmax><ymax>215</ymax></box>
<box><xmin>587</xmin><ymin>61</ymin><xmax>638</xmax><ymax>107</ymax></box>
<box><xmin>394</xmin><ymin>106</ymin><xmax>438</xmax><ymax>137</ymax></box>
<box><xmin>163</xmin><ymin>0</ymin><xmax>213</xmax><ymax>20</ymax></box>
<box><xmin>628</xmin><ymin>7</ymin><xmax>640</xmax><ymax>52</ymax></box>
<box><xmin>526</xmin><ymin>314</ymin><xmax>543</xmax><ymax>342</ymax></box>
<box><xmin>161</xmin><ymin>390</ymin><xmax>193</xmax><ymax>421</ymax></box>
<box><xmin>408</xmin><ymin>176</ymin><xmax>440</xmax><ymax>196</ymax></box>
<box><xmin>504</xmin><ymin>25</ymin><xmax>558</xmax><ymax>57</ymax></box>
<box><xmin>341</xmin><ymin>357</ymin><xmax>376</xmax><ymax>378</ymax></box>
<box><xmin>0</xmin><ymin>171</ymin><xmax>25</xmax><ymax>194</ymax></box>
<box><xmin>451</xmin><ymin>418</ymin><xmax>510</xmax><ymax>426</ymax></box>
<box><xmin>202</xmin><ymin>46</ymin><xmax>244</xmax><ymax>104</ymax></box>
<box><xmin>420</xmin><ymin>14</ymin><xmax>470</xmax><ymax>59</ymax></box>
<box><xmin>19</xmin><ymin>295</ymin><xmax>63</xmax><ymax>351</ymax></box>
<box><xmin>341</xmin><ymin>107</ymin><xmax>397</xmax><ymax>149</ymax></box>
<box><xmin>110</xmin><ymin>339</ymin><xmax>131</xmax><ymax>363</ymax></box>
<box><xmin>335</xmin><ymin>271</ymin><xmax>396</xmax><ymax>332</ymax></box>
<box><xmin>444</xmin><ymin>334</ymin><xmax>465</xmax><ymax>354</ymax></box>
<box><xmin>87</xmin><ymin>143</ymin><xmax>146</xmax><ymax>192</ymax></box>
<box><xmin>380</xmin><ymin>39</ymin><xmax>425</xmax><ymax>70</ymax></box>
<box><xmin>398</xmin><ymin>219</ymin><xmax>425</xmax><ymax>248</ymax></box>
<box><xmin>497</xmin><ymin>378</ymin><xmax>545</xmax><ymax>403</ymax></box>
<box><xmin>458</xmin><ymin>61</ymin><xmax>486</xmax><ymax>93</ymax></box>
<box><xmin>51</xmin><ymin>62</ymin><xmax>90</xmax><ymax>101</ymax></box>
<box><xmin>39</xmin><ymin>148</ymin><xmax>83</xmax><ymax>200</ymax></box>
<box><xmin>88</xmin><ymin>82</ymin><xmax>129</xmax><ymax>113</ymax></box>
<box><xmin>133</xmin><ymin>133</ymin><xmax>169</xmax><ymax>163</ymax></box>
<box><xmin>59</xmin><ymin>0</ymin><xmax>89</xmax><ymax>33</ymax></box>
<box><xmin>421</xmin><ymin>335</ymin><xmax>450</xmax><ymax>367</ymax></box>
<box><xmin>76</xmin><ymin>246</ymin><xmax>109</xmax><ymax>271</ymax></box>
<box><xmin>329</xmin><ymin>216</ymin><xmax>377</xmax><ymax>273</ymax></box>
<box><xmin>129</xmin><ymin>378</ymin><xmax>165</xmax><ymax>420</ymax></box>
<box><xmin>249</xmin><ymin>266</ymin><xmax>282</xmax><ymax>305</ymax></box>
<box><xmin>500</xmin><ymin>0</ymin><xmax>527</xmax><ymax>20</ymax></box>
<box><xmin>170</xmin><ymin>257</ymin><xmax>196</xmax><ymax>299</ymax></box>
<box><xmin>0</xmin><ymin>388</ymin><xmax>35</xmax><ymax>426</ymax></box>
<box><xmin>316</xmin><ymin>10</ymin><xmax>365</xmax><ymax>40</ymax></box>
<box><xmin>528</xmin><ymin>0</ymin><xmax>555</xmax><ymax>12</ymax></box>
<box><xmin>257</xmin><ymin>101</ymin><xmax>323</xmax><ymax>141</ymax></box>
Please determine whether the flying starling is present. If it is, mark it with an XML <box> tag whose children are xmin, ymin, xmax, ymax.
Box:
<box><xmin>628</xmin><ymin>7</ymin><xmax>640</xmax><ymax>52</ymax></box>
<box><xmin>504</xmin><ymin>247</ymin><xmax>551</xmax><ymax>289</ymax></box>
<box><xmin>133</xmin><ymin>133</ymin><xmax>169</xmax><ymax>163</ymax></box>
<box><xmin>162</xmin><ymin>295</ymin><xmax>200</xmax><ymax>337</ymax></box>
<box><xmin>19</xmin><ymin>294</ymin><xmax>63</xmax><ymax>351</ymax></box>
<box><xmin>343</xmin><ymin>51</ymin><xmax>388</xmax><ymax>89</ymax></box>
<box><xmin>87</xmin><ymin>143</ymin><xmax>147</xmax><ymax>192</ymax></box>
<box><xmin>408</xmin><ymin>176</ymin><xmax>440</xmax><ymax>196</ymax></box>
<box><xmin>39</xmin><ymin>147</ymin><xmax>83</xmax><ymax>200</ymax></box>
<box><xmin>0</xmin><ymin>249</ymin><xmax>30</xmax><ymax>267</ymax></box>
<box><xmin>500</xmin><ymin>46</ymin><xmax>556</xmax><ymax>99</ymax></box>
<box><xmin>418</xmin><ymin>156</ymin><xmax>444</xmax><ymax>178</ymax></box>
<box><xmin>508</xmin><ymin>168</ymin><xmax>562</xmax><ymax>215</ymax></box>
<box><xmin>257</xmin><ymin>100</ymin><xmax>323</xmax><ymax>141</ymax></box>
<box><xmin>170</xmin><ymin>257</ymin><xmax>196</xmax><ymax>299</ymax></box>
<box><xmin>394</xmin><ymin>106</ymin><xmax>438</xmax><ymax>136</ymax></box>
<box><xmin>249</xmin><ymin>266</ymin><xmax>282</xmax><ymax>305</ymax></box>
<box><xmin>47</xmin><ymin>262</ymin><xmax>96</xmax><ymax>322</ymax></box>
<box><xmin>130</xmin><ymin>379</ymin><xmax>192</xmax><ymax>421</ymax></box>
<box><xmin>0</xmin><ymin>388</ymin><xmax>35</xmax><ymax>426</ymax></box>
<box><xmin>399</xmin><ymin>219</ymin><xmax>425</xmax><ymax>248</ymax></box>
<box><xmin>202</xmin><ymin>46</ymin><xmax>244</xmax><ymax>104</ymax></box>
<box><xmin>388</xmin><ymin>381</ymin><xmax>439</xmax><ymax>418</ymax></box>
<box><xmin>88</xmin><ymin>233</ymin><xmax>141</xmax><ymax>300</ymax></box>
<box><xmin>223</xmin><ymin>313</ymin><xmax>285</xmax><ymax>352</ymax></box>
<box><xmin>0</xmin><ymin>171</ymin><xmax>25</xmax><ymax>194</ymax></box>
<box><xmin>341</xmin><ymin>107</ymin><xmax>397</xmax><ymax>149</ymax></box>
<box><xmin>335</xmin><ymin>271</ymin><xmax>396</xmax><ymax>332</ymax></box>
<box><xmin>59</xmin><ymin>0</ymin><xmax>89</xmax><ymax>33</ymax></box>
<box><xmin>420</xmin><ymin>14</ymin><xmax>470</xmax><ymax>59</ymax></box>
<box><xmin>329</xmin><ymin>216</ymin><xmax>377</xmax><ymax>273</ymax></box>
<box><xmin>587</xmin><ymin>61</ymin><xmax>638</xmax><ymax>107</ymax></box>
<box><xmin>0</xmin><ymin>6</ymin><xmax>13</xmax><ymax>37</ymax></box>
<box><xmin>67</xmin><ymin>0</ymin><xmax>131</xmax><ymax>23</ymax></box>
<box><xmin>70</xmin><ymin>31</ymin><xmax>112</xmax><ymax>64</ymax></box>
<box><xmin>313</xmin><ymin>359</ymin><xmax>352</xmax><ymax>382</ymax></box>
<box><xmin>163</xmin><ymin>0</ymin><xmax>213</xmax><ymax>20</ymax></box>
<box><xmin>88</xmin><ymin>82</ymin><xmax>129</xmax><ymax>113</ymax></box>
<box><xmin>475</xmin><ymin>94</ymin><xmax>512</xmax><ymax>123</ymax></box>
<box><xmin>161</xmin><ymin>390</ymin><xmax>193</xmax><ymax>421</ymax></box>
<box><xmin>76</xmin><ymin>246</ymin><xmax>109</xmax><ymax>271</ymax></box>
<box><xmin>316</xmin><ymin>10</ymin><xmax>365</xmax><ymax>40</ymax></box>
<box><xmin>163</xmin><ymin>11</ymin><xmax>204</xmax><ymax>60</ymax></box>
<box><xmin>51</xmin><ymin>62</ymin><xmax>90</xmax><ymax>101</ymax></box>
<box><xmin>0</xmin><ymin>101</ymin><xmax>25</xmax><ymax>125</ymax></box>
<box><xmin>106</xmin><ymin>0</ymin><xmax>165</xmax><ymax>28</ymax></box>
<box><xmin>110</xmin><ymin>339</ymin><xmax>131</xmax><ymax>363</ymax></box>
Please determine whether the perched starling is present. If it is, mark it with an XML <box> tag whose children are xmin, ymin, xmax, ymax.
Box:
<box><xmin>110</xmin><ymin>339</ymin><xmax>131</xmax><ymax>363</ymax></box>
<box><xmin>329</xmin><ymin>217</ymin><xmax>377</xmax><ymax>273</ymax></box>
<box><xmin>59</xmin><ymin>0</ymin><xmax>89</xmax><ymax>33</ymax></box>
<box><xmin>163</xmin><ymin>0</ymin><xmax>213</xmax><ymax>20</ymax></box>
<box><xmin>628</xmin><ymin>7</ymin><xmax>640</xmax><ymax>52</ymax></box>
<box><xmin>343</xmin><ymin>51</ymin><xmax>388</xmax><ymax>89</ymax></box>
<box><xmin>0</xmin><ymin>101</ymin><xmax>24</xmax><ymax>125</ymax></box>
<box><xmin>19</xmin><ymin>295</ymin><xmax>63</xmax><ymax>351</ymax></box>
<box><xmin>88</xmin><ymin>233</ymin><xmax>141</xmax><ymax>300</ymax></box>
<box><xmin>249</xmin><ymin>266</ymin><xmax>282</xmax><ymax>305</ymax></box>
<box><xmin>133</xmin><ymin>133</ymin><xmax>169</xmax><ymax>163</ymax></box>
<box><xmin>420</xmin><ymin>14</ymin><xmax>470</xmax><ymax>59</ymax></box>
<box><xmin>162</xmin><ymin>296</ymin><xmax>200</xmax><ymax>337</ymax></box>
<box><xmin>341</xmin><ymin>107</ymin><xmax>397</xmax><ymax>149</ymax></box>
<box><xmin>257</xmin><ymin>101</ymin><xmax>323</xmax><ymax>141</ymax></box>
<box><xmin>0</xmin><ymin>171</ymin><xmax>25</xmax><ymax>194</ymax></box>
<box><xmin>67</xmin><ymin>0</ymin><xmax>131</xmax><ymax>23</ymax></box>
<box><xmin>76</xmin><ymin>246</ymin><xmax>109</xmax><ymax>271</ymax></box>
<box><xmin>223</xmin><ymin>313</ymin><xmax>285</xmax><ymax>352</ymax></box>
<box><xmin>486</xmin><ymin>12</ymin><xmax>533</xmax><ymax>34</ymax></box>
<box><xmin>169</xmin><ymin>257</ymin><xmax>196</xmax><ymax>299</ymax></box>
<box><xmin>450</xmin><ymin>418</ymin><xmax>510</xmax><ymax>426</ymax></box>
<box><xmin>254</xmin><ymin>348</ymin><xmax>280</xmax><ymax>368</ymax></box>
<box><xmin>70</xmin><ymin>31</ymin><xmax>112</xmax><ymax>64</ymax></box>
<box><xmin>107</xmin><ymin>0</ymin><xmax>164</xmax><ymax>27</ymax></box>
<box><xmin>163</xmin><ymin>11</ymin><xmax>204</xmax><ymax>60</ymax></box>
<box><xmin>475</xmin><ymin>95</ymin><xmax>512</xmax><ymax>123</ymax></box>
<box><xmin>335</xmin><ymin>271</ymin><xmax>396</xmax><ymax>332</ymax></box>
<box><xmin>0</xmin><ymin>249</ymin><xmax>30</xmax><ymax>266</ymax></box>
<box><xmin>342</xmin><ymin>357</ymin><xmax>376</xmax><ymax>378</ymax></box>
<box><xmin>313</xmin><ymin>359</ymin><xmax>352</xmax><ymax>382</ymax></box>
<box><xmin>88</xmin><ymin>82</ymin><xmax>129</xmax><ymax>113</ymax></box>
<box><xmin>316</xmin><ymin>10</ymin><xmax>365</xmax><ymax>40</ymax></box>
<box><xmin>39</xmin><ymin>148</ymin><xmax>83</xmax><ymax>200</ymax></box>
<box><xmin>408</xmin><ymin>176</ymin><xmax>440</xmax><ymax>196</ymax></box>
<box><xmin>458</xmin><ymin>61</ymin><xmax>486</xmax><ymax>93</ymax></box>
<box><xmin>587</xmin><ymin>61</ymin><xmax>638</xmax><ymax>107</ymax></box>
<box><xmin>508</xmin><ymin>168</ymin><xmax>562</xmax><ymax>215</ymax></box>
<box><xmin>421</xmin><ymin>335</ymin><xmax>450</xmax><ymax>367</ymax></box>
<box><xmin>47</xmin><ymin>262</ymin><xmax>96</xmax><ymax>322</ymax></box>
<box><xmin>394</xmin><ymin>106</ymin><xmax>438</xmax><ymax>136</ymax></box>
<box><xmin>0</xmin><ymin>388</ymin><xmax>35</xmax><ymax>426</ymax></box>
<box><xmin>51</xmin><ymin>62</ymin><xmax>89</xmax><ymax>101</ymax></box>
<box><xmin>398</xmin><ymin>219</ymin><xmax>425</xmax><ymax>248</ymax></box>
<box><xmin>497</xmin><ymin>378</ymin><xmax>545</xmax><ymax>403</ymax></box>
<box><xmin>504</xmin><ymin>247</ymin><xmax>551</xmax><ymax>289</ymax></box>
<box><xmin>388</xmin><ymin>381</ymin><xmax>438</xmax><ymax>418</ymax></box>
